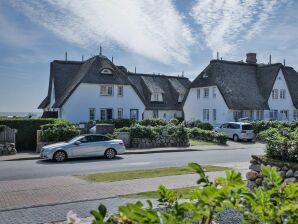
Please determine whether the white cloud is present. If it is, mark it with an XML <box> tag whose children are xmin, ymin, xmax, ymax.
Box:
<box><xmin>190</xmin><ymin>0</ymin><xmax>290</xmax><ymax>56</ymax></box>
<box><xmin>10</xmin><ymin>0</ymin><xmax>195</xmax><ymax>64</ymax></box>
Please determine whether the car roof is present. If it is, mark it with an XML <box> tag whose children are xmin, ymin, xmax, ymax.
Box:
<box><xmin>81</xmin><ymin>134</ymin><xmax>107</xmax><ymax>137</ymax></box>
<box><xmin>226</xmin><ymin>122</ymin><xmax>252</xmax><ymax>125</ymax></box>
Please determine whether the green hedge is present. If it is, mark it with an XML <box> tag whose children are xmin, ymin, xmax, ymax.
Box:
<box><xmin>116</xmin><ymin>123</ymin><xmax>189</xmax><ymax>141</ymax></box>
<box><xmin>96</xmin><ymin>119</ymin><xmax>136</xmax><ymax>128</ymax></box>
<box><xmin>252</xmin><ymin>121</ymin><xmax>298</xmax><ymax>134</ymax></box>
<box><xmin>188</xmin><ymin>127</ymin><xmax>228</xmax><ymax>144</ymax></box>
<box><xmin>258</xmin><ymin>128</ymin><xmax>298</xmax><ymax>162</ymax></box>
<box><xmin>0</xmin><ymin>118</ymin><xmax>68</xmax><ymax>151</ymax></box>
<box><xmin>138</xmin><ymin>118</ymin><xmax>167</xmax><ymax>127</ymax></box>
<box><xmin>184</xmin><ymin>120</ymin><xmax>213</xmax><ymax>130</ymax></box>
<box><xmin>41</xmin><ymin>121</ymin><xmax>80</xmax><ymax>142</ymax></box>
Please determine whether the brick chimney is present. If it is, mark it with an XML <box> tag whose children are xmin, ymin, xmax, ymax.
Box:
<box><xmin>246</xmin><ymin>53</ymin><xmax>257</xmax><ymax>64</ymax></box>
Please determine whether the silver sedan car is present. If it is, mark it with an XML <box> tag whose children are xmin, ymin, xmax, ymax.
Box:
<box><xmin>40</xmin><ymin>134</ymin><xmax>126</xmax><ymax>162</ymax></box>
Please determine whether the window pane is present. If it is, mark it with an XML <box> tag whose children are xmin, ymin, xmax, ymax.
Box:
<box><xmin>242</xmin><ymin>125</ymin><xmax>253</xmax><ymax>130</ymax></box>
<box><xmin>89</xmin><ymin>108</ymin><xmax>95</xmax><ymax>121</ymax></box>
<box><xmin>100</xmin><ymin>109</ymin><xmax>106</xmax><ymax>120</ymax></box>
<box><xmin>107</xmin><ymin>109</ymin><xmax>113</xmax><ymax>120</ymax></box>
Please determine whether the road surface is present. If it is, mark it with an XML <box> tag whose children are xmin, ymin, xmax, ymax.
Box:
<box><xmin>0</xmin><ymin>143</ymin><xmax>263</xmax><ymax>181</ymax></box>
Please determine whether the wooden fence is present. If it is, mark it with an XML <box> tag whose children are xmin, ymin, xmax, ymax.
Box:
<box><xmin>0</xmin><ymin>125</ymin><xmax>16</xmax><ymax>144</ymax></box>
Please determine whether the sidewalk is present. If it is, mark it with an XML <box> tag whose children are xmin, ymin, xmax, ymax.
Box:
<box><xmin>0</xmin><ymin>162</ymin><xmax>249</xmax><ymax>224</ymax></box>
<box><xmin>0</xmin><ymin>141</ymin><xmax>265</xmax><ymax>161</ymax></box>
<box><xmin>0</xmin><ymin>167</ymin><xmax>248</xmax><ymax>211</ymax></box>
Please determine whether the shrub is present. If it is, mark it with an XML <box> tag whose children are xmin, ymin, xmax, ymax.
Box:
<box><xmin>138</xmin><ymin>118</ymin><xmax>167</xmax><ymax>127</ymax></box>
<box><xmin>41</xmin><ymin>121</ymin><xmax>80</xmax><ymax>142</ymax></box>
<box><xmin>188</xmin><ymin>127</ymin><xmax>228</xmax><ymax>144</ymax></box>
<box><xmin>97</xmin><ymin>119</ymin><xmax>135</xmax><ymax>128</ymax></box>
<box><xmin>258</xmin><ymin>128</ymin><xmax>298</xmax><ymax>162</ymax></box>
<box><xmin>90</xmin><ymin>163</ymin><xmax>298</xmax><ymax>224</ymax></box>
<box><xmin>252</xmin><ymin>121</ymin><xmax>298</xmax><ymax>134</ymax></box>
<box><xmin>0</xmin><ymin>118</ymin><xmax>66</xmax><ymax>151</ymax></box>
<box><xmin>184</xmin><ymin>120</ymin><xmax>213</xmax><ymax>130</ymax></box>
<box><xmin>115</xmin><ymin>123</ymin><xmax>189</xmax><ymax>141</ymax></box>
<box><xmin>169</xmin><ymin>118</ymin><xmax>180</xmax><ymax>125</ymax></box>
<box><xmin>130</xmin><ymin>124</ymin><xmax>158</xmax><ymax>139</ymax></box>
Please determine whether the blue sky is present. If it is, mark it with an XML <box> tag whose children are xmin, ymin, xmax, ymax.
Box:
<box><xmin>0</xmin><ymin>0</ymin><xmax>297</xmax><ymax>112</ymax></box>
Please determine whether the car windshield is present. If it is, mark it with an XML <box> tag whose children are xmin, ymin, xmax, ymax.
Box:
<box><xmin>242</xmin><ymin>124</ymin><xmax>253</xmax><ymax>130</ymax></box>
<box><xmin>66</xmin><ymin>136</ymin><xmax>82</xmax><ymax>143</ymax></box>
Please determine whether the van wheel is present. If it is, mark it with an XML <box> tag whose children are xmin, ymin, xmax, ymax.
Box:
<box><xmin>53</xmin><ymin>150</ymin><xmax>67</xmax><ymax>162</ymax></box>
<box><xmin>233</xmin><ymin>134</ymin><xmax>239</xmax><ymax>142</ymax></box>
<box><xmin>104</xmin><ymin>148</ymin><xmax>116</xmax><ymax>159</ymax></box>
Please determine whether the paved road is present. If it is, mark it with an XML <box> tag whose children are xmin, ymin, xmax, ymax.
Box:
<box><xmin>0</xmin><ymin>143</ymin><xmax>263</xmax><ymax>181</ymax></box>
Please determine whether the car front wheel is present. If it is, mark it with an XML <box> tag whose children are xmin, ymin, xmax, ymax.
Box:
<box><xmin>104</xmin><ymin>148</ymin><xmax>116</xmax><ymax>159</ymax></box>
<box><xmin>53</xmin><ymin>150</ymin><xmax>67</xmax><ymax>162</ymax></box>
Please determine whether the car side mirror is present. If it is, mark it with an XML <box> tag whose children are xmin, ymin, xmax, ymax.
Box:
<box><xmin>75</xmin><ymin>141</ymin><xmax>81</xmax><ymax>145</ymax></box>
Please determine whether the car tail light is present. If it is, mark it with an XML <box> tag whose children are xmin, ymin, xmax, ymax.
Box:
<box><xmin>241</xmin><ymin>130</ymin><xmax>246</xmax><ymax>133</ymax></box>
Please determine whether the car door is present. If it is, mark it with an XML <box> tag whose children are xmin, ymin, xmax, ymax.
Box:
<box><xmin>219</xmin><ymin>123</ymin><xmax>229</xmax><ymax>136</ymax></box>
<box><xmin>226</xmin><ymin>124</ymin><xmax>235</xmax><ymax>138</ymax></box>
<box><xmin>90</xmin><ymin>135</ymin><xmax>110</xmax><ymax>156</ymax></box>
<box><xmin>72</xmin><ymin>136</ymin><xmax>95</xmax><ymax>157</ymax></box>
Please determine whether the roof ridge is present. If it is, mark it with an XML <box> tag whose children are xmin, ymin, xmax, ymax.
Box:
<box><xmin>127</xmin><ymin>72</ymin><xmax>188</xmax><ymax>79</ymax></box>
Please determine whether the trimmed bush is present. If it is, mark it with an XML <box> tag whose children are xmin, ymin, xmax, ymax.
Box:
<box><xmin>188</xmin><ymin>127</ymin><xmax>228</xmax><ymax>144</ymax></box>
<box><xmin>258</xmin><ymin>128</ymin><xmax>298</xmax><ymax>162</ymax></box>
<box><xmin>0</xmin><ymin>118</ymin><xmax>66</xmax><ymax>151</ymax></box>
<box><xmin>138</xmin><ymin>118</ymin><xmax>167</xmax><ymax>127</ymax></box>
<box><xmin>184</xmin><ymin>120</ymin><xmax>213</xmax><ymax>130</ymax></box>
<box><xmin>115</xmin><ymin>123</ymin><xmax>189</xmax><ymax>141</ymax></box>
<box><xmin>96</xmin><ymin>119</ymin><xmax>135</xmax><ymax>128</ymax></box>
<box><xmin>41</xmin><ymin>121</ymin><xmax>80</xmax><ymax>142</ymax></box>
<box><xmin>252</xmin><ymin>121</ymin><xmax>298</xmax><ymax>134</ymax></box>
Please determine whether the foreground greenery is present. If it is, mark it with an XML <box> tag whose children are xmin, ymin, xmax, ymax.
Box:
<box><xmin>90</xmin><ymin>163</ymin><xmax>298</xmax><ymax>224</ymax></box>
<box><xmin>79</xmin><ymin>165</ymin><xmax>228</xmax><ymax>182</ymax></box>
<box><xmin>121</xmin><ymin>186</ymin><xmax>197</xmax><ymax>199</ymax></box>
<box><xmin>258</xmin><ymin>128</ymin><xmax>298</xmax><ymax>162</ymax></box>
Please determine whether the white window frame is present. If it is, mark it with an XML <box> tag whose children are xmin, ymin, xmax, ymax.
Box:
<box><xmin>117</xmin><ymin>108</ymin><xmax>123</xmax><ymax>119</ymax></box>
<box><xmin>233</xmin><ymin>111</ymin><xmax>242</xmax><ymax>122</ymax></box>
<box><xmin>280</xmin><ymin>89</ymin><xmax>286</xmax><ymax>99</ymax></box>
<box><xmin>256</xmin><ymin>110</ymin><xmax>264</xmax><ymax>120</ymax></box>
<box><xmin>212</xmin><ymin>87</ymin><xmax>216</xmax><ymax>98</ymax></box>
<box><xmin>100</xmin><ymin>108</ymin><xmax>113</xmax><ymax>120</ymax></box>
<box><xmin>89</xmin><ymin>108</ymin><xmax>96</xmax><ymax>121</ymax></box>
<box><xmin>100</xmin><ymin>85</ymin><xmax>114</xmax><ymax>96</ymax></box>
<box><xmin>197</xmin><ymin>89</ymin><xmax>200</xmax><ymax>99</ymax></box>
<box><xmin>204</xmin><ymin>88</ymin><xmax>209</xmax><ymax>98</ymax></box>
<box><xmin>203</xmin><ymin>109</ymin><xmax>209</xmax><ymax>121</ymax></box>
<box><xmin>294</xmin><ymin>110</ymin><xmax>298</xmax><ymax>121</ymax></box>
<box><xmin>272</xmin><ymin>89</ymin><xmax>278</xmax><ymax>99</ymax></box>
<box><xmin>153</xmin><ymin>110</ymin><xmax>158</xmax><ymax>118</ymax></box>
<box><xmin>213</xmin><ymin>109</ymin><xmax>216</xmax><ymax>121</ymax></box>
<box><xmin>118</xmin><ymin>86</ymin><xmax>123</xmax><ymax>96</ymax></box>
<box><xmin>269</xmin><ymin>110</ymin><xmax>278</xmax><ymax>120</ymax></box>
<box><xmin>280</xmin><ymin>110</ymin><xmax>289</xmax><ymax>120</ymax></box>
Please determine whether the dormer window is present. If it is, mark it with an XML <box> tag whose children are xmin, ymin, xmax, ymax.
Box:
<box><xmin>178</xmin><ymin>94</ymin><xmax>183</xmax><ymax>103</ymax></box>
<box><xmin>202</xmin><ymin>72</ymin><xmax>208</xmax><ymax>78</ymax></box>
<box><xmin>151</xmin><ymin>93</ymin><xmax>163</xmax><ymax>102</ymax></box>
<box><xmin>100</xmin><ymin>68</ymin><xmax>113</xmax><ymax>74</ymax></box>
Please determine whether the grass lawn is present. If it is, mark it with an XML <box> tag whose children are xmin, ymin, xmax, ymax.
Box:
<box><xmin>79</xmin><ymin>165</ymin><xmax>228</xmax><ymax>183</ymax></box>
<box><xmin>121</xmin><ymin>186</ymin><xmax>197</xmax><ymax>199</ymax></box>
<box><xmin>189</xmin><ymin>139</ymin><xmax>216</xmax><ymax>146</ymax></box>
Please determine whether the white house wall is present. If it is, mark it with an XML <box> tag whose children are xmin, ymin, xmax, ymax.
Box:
<box><xmin>183</xmin><ymin>86</ymin><xmax>230</xmax><ymax>126</ymax></box>
<box><xmin>143</xmin><ymin>110</ymin><xmax>183</xmax><ymax>121</ymax></box>
<box><xmin>267</xmin><ymin>69</ymin><xmax>296</xmax><ymax>121</ymax></box>
<box><xmin>60</xmin><ymin>83</ymin><xmax>145</xmax><ymax>123</ymax></box>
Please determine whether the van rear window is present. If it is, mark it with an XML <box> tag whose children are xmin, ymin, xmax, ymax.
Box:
<box><xmin>242</xmin><ymin>125</ymin><xmax>253</xmax><ymax>130</ymax></box>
